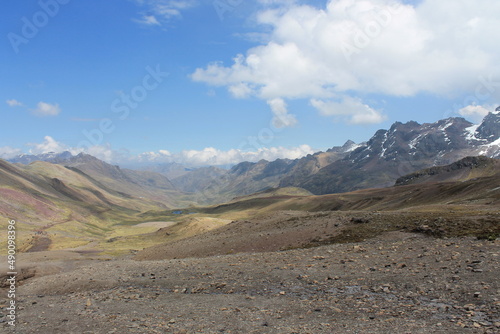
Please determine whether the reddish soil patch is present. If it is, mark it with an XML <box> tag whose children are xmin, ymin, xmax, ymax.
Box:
<box><xmin>26</xmin><ymin>236</ymin><xmax>52</xmax><ymax>252</ymax></box>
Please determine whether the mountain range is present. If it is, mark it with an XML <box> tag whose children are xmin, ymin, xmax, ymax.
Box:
<box><xmin>7</xmin><ymin>111</ymin><xmax>500</xmax><ymax>205</ymax></box>
<box><xmin>162</xmin><ymin>111</ymin><xmax>500</xmax><ymax>201</ymax></box>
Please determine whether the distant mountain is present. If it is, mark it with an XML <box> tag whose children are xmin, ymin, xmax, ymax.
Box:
<box><xmin>171</xmin><ymin>166</ymin><xmax>228</xmax><ymax>193</ymax></box>
<box><xmin>0</xmin><ymin>158</ymin><xmax>168</xmax><ymax>228</ymax></box>
<box><xmin>195</xmin><ymin>141</ymin><xmax>359</xmax><ymax>203</ymax></box>
<box><xmin>142</xmin><ymin>162</ymin><xmax>192</xmax><ymax>180</ymax></box>
<box><xmin>290</xmin><ymin>112</ymin><xmax>500</xmax><ymax>194</ymax></box>
<box><xmin>193</xmin><ymin>112</ymin><xmax>499</xmax><ymax>200</ymax></box>
<box><xmin>10</xmin><ymin>151</ymin><xmax>74</xmax><ymax>164</ymax></box>
<box><xmin>9</xmin><ymin>152</ymin><xmax>187</xmax><ymax>208</ymax></box>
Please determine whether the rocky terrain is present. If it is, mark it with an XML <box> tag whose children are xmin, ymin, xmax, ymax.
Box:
<box><xmin>1</xmin><ymin>225</ymin><xmax>499</xmax><ymax>333</ymax></box>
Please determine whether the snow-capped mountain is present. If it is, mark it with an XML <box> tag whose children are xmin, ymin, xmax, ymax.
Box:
<box><xmin>9</xmin><ymin>151</ymin><xmax>74</xmax><ymax>165</ymax></box>
<box><xmin>292</xmin><ymin>111</ymin><xmax>500</xmax><ymax>194</ymax></box>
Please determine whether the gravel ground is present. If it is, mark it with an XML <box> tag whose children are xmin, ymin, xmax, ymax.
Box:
<box><xmin>1</xmin><ymin>231</ymin><xmax>499</xmax><ymax>333</ymax></box>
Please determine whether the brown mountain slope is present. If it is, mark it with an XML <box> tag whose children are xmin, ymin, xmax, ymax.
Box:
<box><xmin>0</xmin><ymin>159</ymin><xmax>175</xmax><ymax>252</ymax></box>
<box><xmin>136</xmin><ymin>161</ymin><xmax>500</xmax><ymax>261</ymax></box>
<box><xmin>395</xmin><ymin>156</ymin><xmax>500</xmax><ymax>186</ymax></box>
<box><xmin>59</xmin><ymin>153</ymin><xmax>185</xmax><ymax>208</ymax></box>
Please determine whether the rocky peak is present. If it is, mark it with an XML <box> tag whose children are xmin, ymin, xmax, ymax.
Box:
<box><xmin>475</xmin><ymin>111</ymin><xmax>500</xmax><ymax>141</ymax></box>
<box><xmin>327</xmin><ymin>140</ymin><xmax>361</xmax><ymax>153</ymax></box>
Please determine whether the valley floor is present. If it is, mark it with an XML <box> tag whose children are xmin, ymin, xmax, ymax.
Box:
<box><xmin>1</xmin><ymin>227</ymin><xmax>499</xmax><ymax>333</ymax></box>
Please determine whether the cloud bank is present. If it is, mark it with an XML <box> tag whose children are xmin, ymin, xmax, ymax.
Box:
<box><xmin>19</xmin><ymin>136</ymin><xmax>316</xmax><ymax>167</ymax></box>
<box><xmin>138</xmin><ymin>144</ymin><xmax>315</xmax><ymax>166</ymax></box>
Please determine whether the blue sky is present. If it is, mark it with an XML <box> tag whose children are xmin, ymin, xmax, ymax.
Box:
<box><xmin>1</xmin><ymin>0</ymin><xmax>499</xmax><ymax>166</ymax></box>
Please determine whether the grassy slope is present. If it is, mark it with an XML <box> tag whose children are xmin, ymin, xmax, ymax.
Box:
<box><xmin>0</xmin><ymin>160</ymin><xmax>178</xmax><ymax>253</ymax></box>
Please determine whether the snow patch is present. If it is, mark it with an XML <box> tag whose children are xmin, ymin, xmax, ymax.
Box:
<box><xmin>344</xmin><ymin>143</ymin><xmax>363</xmax><ymax>153</ymax></box>
<box><xmin>438</xmin><ymin>121</ymin><xmax>454</xmax><ymax>131</ymax></box>
<box><xmin>464</xmin><ymin>124</ymin><xmax>479</xmax><ymax>141</ymax></box>
<box><xmin>408</xmin><ymin>133</ymin><xmax>425</xmax><ymax>150</ymax></box>
<box><xmin>379</xmin><ymin>132</ymin><xmax>388</xmax><ymax>158</ymax></box>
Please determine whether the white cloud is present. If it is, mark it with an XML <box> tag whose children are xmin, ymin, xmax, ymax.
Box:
<box><xmin>192</xmin><ymin>0</ymin><xmax>500</xmax><ymax>124</ymax></box>
<box><xmin>134</xmin><ymin>15</ymin><xmax>161</xmax><ymax>26</ymax></box>
<box><xmin>25</xmin><ymin>136</ymin><xmax>119</xmax><ymax>163</ymax></box>
<box><xmin>85</xmin><ymin>145</ymin><xmax>118</xmax><ymax>163</ymax></box>
<box><xmin>311</xmin><ymin>97</ymin><xmax>386</xmax><ymax>124</ymax></box>
<box><xmin>32</xmin><ymin>102</ymin><xmax>61</xmax><ymax>117</ymax></box>
<box><xmin>133</xmin><ymin>0</ymin><xmax>197</xmax><ymax>25</ymax></box>
<box><xmin>267</xmin><ymin>98</ymin><xmax>298</xmax><ymax>128</ymax></box>
<box><xmin>229</xmin><ymin>83</ymin><xmax>253</xmax><ymax>99</ymax></box>
<box><xmin>0</xmin><ymin>146</ymin><xmax>22</xmax><ymax>160</ymax></box>
<box><xmin>138</xmin><ymin>150</ymin><xmax>172</xmax><ymax>161</ymax></box>
<box><xmin>138</xmin><ymin>145</ymin><xmax>316</xmax><ymax>166</ymax></box>
<box><xmin>28</xmin><ymin>136</ymin><xmax>68</xmax><ymax>155</ymax></box>
<box><xmin>16</xmin><ymin>135</ymin><xmax>316</xmax><ymax>167</ymax></box>
<box><xmin>6</xmin><ymin>99</ymin><xmax>23</xmax><ymax>107</ymax></box>
<box><xmin>459</xmin><ymin>104</ymin><xmax>493</xmax><ymax>123</ymax></box>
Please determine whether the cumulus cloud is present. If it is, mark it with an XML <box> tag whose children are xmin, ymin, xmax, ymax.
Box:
<box><xmin>133</xmin><ymin>0</ymin><xmax>197</xmax><ymax>25</ymax></box>
<box><xmin>85</xmin><ymin>145</ymin><xmax>119</xmax><ymax>163</ymax></box>
<box><xmin>32</xmin><ymin>102</ymin><xmax>61</xmax><ymax>117</ymax></box>
<box><xmin>459</xmin><ymin>104</ymin><xmax>493</xmax><ymax>123</ymax></box>
<box><xmin>192</xmin><ymin>0</ymin><xmax>500</xmax><ymax>125</ymax></box>
<box><xmin>268</xmin><ymin>98</ymin><xmax>298</xmax><ymax>128</ymax></box>
<box><xmin>28</xmin><ymin>136</ymin><xmax>68</xmax><ymax>155</ymax></box>
<box><xmin>6</xmin><ymin>99</ymin><xmax>23</xmax><ymax>107</ymax></box>
<box><xmin>311</xmin><ymin>97</ymin><xmax>386</xmax><ymax>124</ymax></box>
